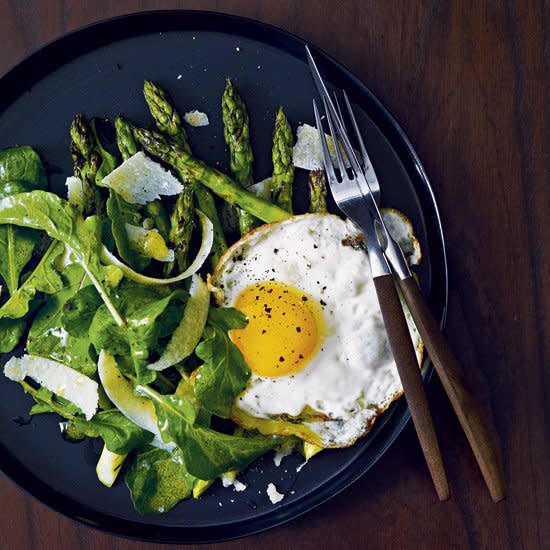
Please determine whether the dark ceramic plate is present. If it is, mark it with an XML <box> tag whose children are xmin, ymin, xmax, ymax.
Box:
<box><xmin>0</xmin><ymin>11</ymin><xmax>447</xmax><ymax>544</ymax></box>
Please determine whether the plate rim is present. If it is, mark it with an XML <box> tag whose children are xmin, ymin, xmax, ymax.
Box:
<box><xmin>0</xmin><ymin>9</ymin><xmax>449</xmax><ymax>544</ymax></box>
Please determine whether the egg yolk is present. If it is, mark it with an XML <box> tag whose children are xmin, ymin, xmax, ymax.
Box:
<box><xmin>231</xmin><ymin>282</ymin><xmax>324</xmax><ymax>377</ymax></box>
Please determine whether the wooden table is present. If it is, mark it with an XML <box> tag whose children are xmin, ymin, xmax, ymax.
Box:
<box><xmin>0</xmin><ymin>1</ymin><xmax>547</xmax><ymax>548</ymax></box>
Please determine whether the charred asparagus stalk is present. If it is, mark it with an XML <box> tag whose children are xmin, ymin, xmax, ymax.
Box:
<box><xmin>270</xmin><ymin>107</ymin><xmax>295</xmax><ymax>213</ymax></box>
<box><xmin>222</xmin><ymin>78</ymin><xmax>257</xmax><ymax>234</ymax></box>
<box><xmin>115</xmin><ymin>115</ymin><xmax>171</xmax><ymax>243</ymax></box>
<box><xmin>308</xmin><ymin>170</ymin><xmax>328</xmax><ymax>213</ymax></box>
<box><xmin>70</xmin><ymin>113</ymin><xmax>104</xmax><ymax>217</ymax></box>
<box><xmin>114</xmin><ymin>115</ymin><xmax>139</xmax><ymax>161</ymax></box>
<box><xmin>144</xmin><ymin>80</ymin><xmax>191</xmax><ymax>151</ymax></box>
<box><xmin>134</xmin><ymin>128</ymin><xmax>291</xmax><ymax>225</ymax></box>
<box><xmin>143</xmin><ymin>80</ymin><xmax>227</xmax><ymax>267</ymax></box>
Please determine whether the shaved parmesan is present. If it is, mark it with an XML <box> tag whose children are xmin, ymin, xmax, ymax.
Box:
<box><xmin>101</xmin><ymin>209</ymin><xmax>213</xmax><ymax>286</ymax></box>
<box><xmin>249</xmin><ymin>178</ymin><xmax>272</xmax><ymax>200</ymax></box>
<box><xmin>125</xmin><ymin>223</ymin><xmax>174</xmax><ymax>262</ymax></box>
<box><xmin>102</xmin><ymin>152</ymin><xmax>183</xmax><ymax>205</ymax></box>
<box><xmin>266</xmin><ymin>483</ymin><xmax>284</xmax><ymax>504</ymax></box>
<box><xmin>184</xmin><ymin>110</ymin><xmax>210</xmax><ymax>127</ymax></box>
<box><xmin>292</xmin><ymin>123</ymin><xmax>350</xmax><ymax>171</ymax></box>
<box><xmin>4</xmin><ymin>355</ymin><xmax>98</xmax><ymax>420</ymax></box>
<box><xmin>65</xmin><ymin>176</ymin><xmax>84</xmax><ymax>209</ymax></box>
<box><xmin>97</xmin><ymin>350</ymin><xmax>174</xmax><ymax>451</ymax></box>
<box><xmin>148</xmin><ymin>274</ymin><xmax>210</xmax><ymax>371</ymax></box>
<box><xmin>221</xmin><ymin>471</ymin><xmax>247</xmax><ymax>492</ymax></box>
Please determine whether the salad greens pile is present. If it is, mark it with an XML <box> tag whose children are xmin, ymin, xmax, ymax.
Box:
<box><xmin>0</xmin><ymin>78</ymin><xmax>328</xmax><ymax>515</ymax></box>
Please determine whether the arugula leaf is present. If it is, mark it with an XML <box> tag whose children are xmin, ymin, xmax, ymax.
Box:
<box><xmin>127</xmin><ymin>291</ymin><xmax>186</xmax><ymax>384</ymax></box>
<box><xmin>27</xmin><ymin>264</ymin><xmax>97</xmax><ymax>377</ymax></box>
<box><xmin>91</xmin><ymin>119</ymin><xmax>118</xmax><ymax>186</ymax></box>
<box><xmin>0</xmin><ymin>146</ymin><xmax>47</xmax><ymax>296</ymax></box>
<box><xmin>89</xmin><ymin>305</ymin><xmax>131</xmax><ymax>358</ymax></box>
<box><xmin>0</xmin><ymin>318</ymin><xmax>26</xmax><ymax>353</ymax></box>
<box><xmin>194</xmin><ymin>308</ymin><xmax>249</xmax><ymax>418</ymax></box>
<box><xmin>0</xmin><ymin>190</ymin><xmax>124</xmax><ymax>326</ymax></box>
<box><xmin>137</xmin><ymin>384</ymin><xmax>280</xmax><ymax>480</ymax></box>
<box><xmin>0</xmin><ymin>240</ymin><xmax>64</xmax><ymax>321</ymax></box>
<box><xmin>89</xmin><ymin>282</ymin><xmax>186</xmax><ymax>383</ymax></box>
<box><xmin>0</xmin><ymin>180</ymin><xmax>35</xmax><ymax>199</ymax></box>
<box><xmin>125</xmin><ymin>446</ymin><xmax>196</xmax><ymax>515</ymax></box>
<box><xmin>106</xmin><ymin>191</ymin><xmax>149</xmax><ymax>272</ymax></box>
<box><xmin>25</xmin><ymin>380</ymin><xmax>152</xmax><ymax>454</ymax></box>
<box><xmin>72</xmin><ymin>409</ymin><xmax>154</xmax><ymax>454</ymax></box>
<box><xmin>61</xmin><ymin>285</ymin><xmax>102</xmax><ymax>338</ymax></box>
<box><xmin>0</xmin><ymin>226</ymin><xmax>37</xmax><ymax>296</ymax></box>
<box><xmin>206</xmin><ymin>307</ymin><xmax>248</xmax><ymax>333</ymax></box>
<box><xmin>27</xmin><ymin>385</ymin><xmax>81</xmax><ymax>418</ymax></box>
<box><xmin>0</xmin><ymin>146</ymin><xmax>47</xmax><ymax>186</ymax></box>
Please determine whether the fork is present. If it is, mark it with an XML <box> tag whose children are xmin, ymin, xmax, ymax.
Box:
<box><xmin>308</xmin><ymin>46</ymin><xmax>506</xmax><ymax>503</ymax></box>
<box><xmin>313</xmin><ymin>97</ymin><xmax>450</xmax><ymax>501</ymax></box>
<box><xmin>333</xmin><ymin>90</ymin><xmax>381</xmax><ymax>206</ymax></box>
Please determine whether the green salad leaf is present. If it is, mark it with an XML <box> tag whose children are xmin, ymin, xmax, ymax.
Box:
<box><xmin>0</xmin><ymin>180</ymin><xmax>36</xmax><ymax>200</ymax></box>
<box><xmin>90</xmin><ymin>119</ymin><xmax>118</xmax><ymax>187</ymax></box>
<box><xmin>25</xmin><ymin>381</ymin><xmax>152</xmax><ymax>454</ymax></box>
<box><xmin>194</xmin><ymin>308</ymin><xmax>249</xmax><ymax>418</ymax></box>
<box><xmin>27</xmin><ymin>385</ymin><xmax>81</xmax><ymax>417</ymax></box>
<box><xmin>0</xmin><ymin>318</ymin><xmax>26</xmax><ymax>353</ymax></box>
<box><xmin>0</xmin><ymin>226</ymin><xmax>37</xmax><ymax>297</ymax></box>
<box><xmin>72</xmin><ymin>409</ymin><xmax>154</xmax><ymax>454</ymax></box>
<box><xmin>137</xmin><ymin>384</ymin><xmax>280</xmax><ymax>480</ymax></box>
<box><xmin>0</xmin><ymin>146</ymin><xmax>48</xmax><ymax>296</ymax></box>
<box><xmin>106</xmin><ymin>191</ymin><xmax>150</xmax><ymax>272</ymax></box>
<box><xmin>125</xmin><ymin>446</ymin><xmax>196</xmax><ymax>515</ymax></box>
<box><xmin>27</xmin><ymin>264</ymin><xmax>97</xmax><ymax>377</ymax></box>
<box><xmin>61</xmin><ymin>285</ymin><xmax>102</xmax><ymax>338</ymax></box>
<box><xmin>0</xmin><ymin>190</ymin><xmax>124</xmax><ymax>326</ymax></box>
<box><xmin>0</xmin><ymin>146</ymin><xmax>48</xmax><ymax>185</ymax></box>
<box><xmin>127</xmin><ymin>291</ymin><xmax>186</xmax><ymax>384</ymax></box>
<box><xmin>89</xmin><ymin>282</ymin><xmax>187</xmax><ymax>384</ymax></box>
<box><xmin>0</xmin><ymin>240</ymin><xmax>64</xmax><ymax>321</ymax></box>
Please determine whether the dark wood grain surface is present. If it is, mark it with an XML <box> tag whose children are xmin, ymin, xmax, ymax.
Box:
<box><xmin>0</xmin><ymin>1</ymin><xmax>548</xmax><ymax>548</ymax></box>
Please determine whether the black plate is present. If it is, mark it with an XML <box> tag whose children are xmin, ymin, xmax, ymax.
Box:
<box><xmin>0</xmin><ymin>11</ymin><xmax>448</xmax><ymax>544</ymax></box>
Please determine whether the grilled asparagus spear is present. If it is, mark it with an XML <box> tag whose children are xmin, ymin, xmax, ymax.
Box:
<box><xmin>308</xmin><ymin>170</ymin><xmax>328</xmax><ymax>213</ymax></box>
<box><xmin>114</xmin><ymin>115</ymin><xmax>171</xmax><ymax>243</ymax></box>
<box><xmin>270</xmin><ymin>107</ymin><xmax>295</xmax><ymax>213</ymax></box>
<box><xmin>222</xmin><ymin>78</ymin><xmax>257</xmax><ymax>234</ymax></box>
<box><xmin>114</xmin><ymin>115</ymin><xmax>139</xmax><ymax>161</ymax></box>
<box><xmin>144</xmin><ymin>80</ymin><xmax>190</xmax><ymax>151</ymax></box>
<box><xmin>168</xmin><ymin>187</ymin><xmax>196</xmax><ymax>271</ymax></box>
<box><xmin>134</xmin><ymin>128</ymin><xmax>290</xmax><ymax>225</ymax></box>
<box><xmin>70</xmin><ymin>113</ymin><xmax>104</xmax><ymax>217</ymax></box>
<box><xmin>143</xmin><ymin>80</ymin><xmax>226</xmax><ymax>267</ymax></box>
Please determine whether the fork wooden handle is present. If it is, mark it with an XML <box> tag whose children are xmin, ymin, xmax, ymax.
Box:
<box><xmin>373</xmin><ymin>274</ymin><xmax>450</xmax><ymax>501</ymax></box>
<box><xmin>399</xmin><ymin>276</ymin><xmax>507</xmax><ymax>502</ymax></box>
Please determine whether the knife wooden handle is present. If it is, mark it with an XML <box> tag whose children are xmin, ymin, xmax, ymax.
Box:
<box><xmin>399</xmin><ymin>276</ymin><xmax>507</xmax><ymax>502</ymax></box>
<box><xmin>373</xmin><ymin>274</ymin><xmax>449</xmax><ymax>501</ymax></box>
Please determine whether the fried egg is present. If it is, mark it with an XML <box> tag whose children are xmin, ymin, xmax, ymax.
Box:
<box><xmin>211</xmin><ymin>213</ymin><xmax>422</xmax><ymax>448</ymax></box>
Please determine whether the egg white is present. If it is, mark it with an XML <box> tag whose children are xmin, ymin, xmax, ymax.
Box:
<box><xmin>213</xmin><ymin>213</ymin><xmax>422</xmax><ymax>447</ymax></box>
